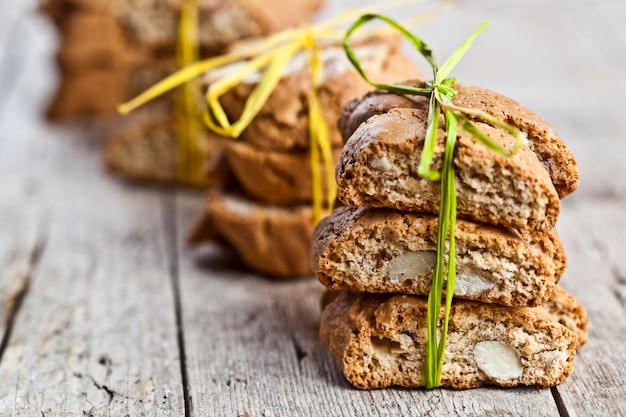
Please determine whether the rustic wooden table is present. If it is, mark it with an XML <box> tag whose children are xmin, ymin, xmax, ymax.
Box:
<box><xmin>1</xmin><ymin>0</ymin><xmax>625</xmax><ymax>416</ymax></box>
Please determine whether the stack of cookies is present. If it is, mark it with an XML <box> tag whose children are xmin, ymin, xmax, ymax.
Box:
<box><xmin>43</xmin><ymin>0</ymin><xmax>324</xmax><ymax>120</ymax></box>
<box><xmin>311</xmin><ymin>81</ymin><xmax>588</xmax><ymax>388</ymax></box>
<box><xmin>43</xmin><ymin>0</ymin><xmax>324</xmax><ymax>186</ymax></box>
<box><xmin>189</xmin><ymin>37</ymin><xmax>421</xmax><ymax>278</ymax></box>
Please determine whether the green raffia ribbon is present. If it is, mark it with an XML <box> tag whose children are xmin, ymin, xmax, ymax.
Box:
<box><xmin>343</xmin><ymin>15</ymin><xmax>526</xmax><ymax>388</ymax></box>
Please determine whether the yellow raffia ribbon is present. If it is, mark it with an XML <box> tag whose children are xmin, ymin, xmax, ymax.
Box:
<box><xmin>175</xmin><ymin>0</ymin><xmax>205</xmax><ymax>186</ymax></box>
<box><xmin>304</xmin><ymin>31</ymin><xmax>337</xmax><ymax>223</ymax></box>
<box><xmin>118</xmin><ymin>0</ymin><xmax>451</xmax><ymax>220</ymax></box>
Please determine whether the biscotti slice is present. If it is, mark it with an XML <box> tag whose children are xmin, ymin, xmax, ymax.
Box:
<box><xmin>320</xmin><ymin>291</ymin><xmax>579</xmax><ymax>389</ymax></box>
<box><xmin>337</xmin><ymin>107</ymin><xmax>560</xmax><ymax>232</ymax></box>
<box><xmin>205</xmin><ymin>36</ymin><xmax>421</xmax><ymax>152</ymax></box>
<box><xmin>206</xmin><ymin>191</ymin><xmax>315</xmax><ymax>278</ymax></box>
<box><xmin>104</xmin><ymin>122</ymin><xmax>230</xmax><ymax>188</ymax></box>
<box><xmin>339</xmin><ymin>81</ymin><xmax>578</xmax><ymax>198</ymax></box>
<box><xmin>312</xmin><ymin>206</ymin><xmax>565</xmax><ymax>307</ymax></box>
<box><xmin>225</xmin><ymin>140</ymin><xmax>342</xmax><ymax>205</ymax></box>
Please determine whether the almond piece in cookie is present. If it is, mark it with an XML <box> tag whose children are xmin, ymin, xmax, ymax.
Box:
<box><xmin>336</xmin><ymin>107</ymin><xmax>560</xmax><ymax>232</ymax></box>
<box><xmin>312</xmin><ymin>206</ymin><xmax>566</xmax><ymax>307</ymax></box>
<box><xmin>320</xmin><ymin>291</ymin><xmax>579</xmax><ymax>389</ymax></box>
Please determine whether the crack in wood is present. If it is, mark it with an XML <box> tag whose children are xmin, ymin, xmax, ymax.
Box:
<box><xmin>86</xmin><ymin>374</ymin><xmax>118</xmax><ymax>405</ymax></box>
<box><xmin>550</xmin><ymin>387</ymin><xmax>571</xmax><ymax>417</ymax></box>
<box><xmin>74</xmin><ymin>371</ymin><xmax>130</xmax><ymax>405</ymax></box>
<box><xmin>163</xmin><ymin>193</ymin><xmax>192</xmax><ymax>417</ymax></box>
<box><xmin>0</xmin><ymin>219</ymin><xmax>48</xmax><ymax>361</ymax></box>
<box><xmin>290</xmin><ymin>334</ymin><xmax>308</xmax><ymax>365</ymax></box>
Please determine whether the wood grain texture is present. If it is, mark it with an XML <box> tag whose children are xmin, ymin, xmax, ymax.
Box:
<box><xmin>554</xmin><ymin>199</ymin><xmax>626</xmax><ymax>417</ymax></box>
<box><xmin>0</xmin><ymin>26</ymin><xmax>184</xmax><ymax>415</ymax></box>
<box><xmin>0</xmin><ymin>142</ymin><xmax>185</xmax><ymax>416</ymax></box>
<box><xmin>0</xmin><ymin>177</ymin><xmax>44</xmax><ymax>354</ymax></box>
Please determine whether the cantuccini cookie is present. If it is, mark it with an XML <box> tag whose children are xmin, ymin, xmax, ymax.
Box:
<box><xmin>320</xmin><ymin>290</ymin><xmax>579</xmax><ymax>389</ymax></box>
<box><xmin>339</xmin><ymin>81</ymin><xmax>578</xmax><ymax>198</ymax></box>
<box><xmin>336</xmin><ymin>107</ymin><xmax>560</xmax><ymax>232</ymax></box>
<box><xmin>319</xmin><ymin>287</ymin><xmax>588</xmax><ymax>349</ymax></box>
<box><xmin>206</xmin><ymin>191</ymin><xmax>314</xmax><ymax>277</ymax></box>
<box><xmin>312</xmin><ymin>206</ymin><xmax>566</xmax><ymax>307</ymax></box>
<box><xmin>205</xmin><ymin>36</ymin><xmax>421</xmax><ymax>152</ymax></box>
<box><xmin>225</xmin><ymin>140</ymin><xmax>342</xmax><ymax>205</ymax></box>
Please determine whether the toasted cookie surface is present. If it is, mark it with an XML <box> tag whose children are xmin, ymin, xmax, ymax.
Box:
<box><xmin>206</xmin><ymin>191</ymin><xmax>314</xmax><ymax>277</ymax></box>
<box><xmin>312</xmin><ymin>206</ymin><xmax>566</xmax><ymax>307</ymax></box>
<box><xmin>320</xmin><ymin>291</ymin><xmax>578</xmax><ymax>389</ymax></box>
<box><xmin>225</xmin><ymin>140</ymin><xmax>342</xmax><ymax>205</ymax></box>
<box><xmin>542</xmin><ymin>286</ymin><xmax>588</xmax><ymax>348</ymax></box>
<box><xmin>104</xmin><ymin>122</ymin><xmax>230</xmax><ymax>187</ymax></box>
<box><xmin>339</xmin><ymin>81</ymin><xmax>578</xmax><ymax>198</ymax></box>
<box><xmin>207</xmin><ymin>36</ymin><xmax>421</xmax><ymax>152</ymax></box>
<box><xmin>337</xmin><ymin>107</ymin><xmax>560</xmax><ymax>232</ymax></box>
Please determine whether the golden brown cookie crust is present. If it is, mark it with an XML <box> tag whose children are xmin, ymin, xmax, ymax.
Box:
<box><xmin>320</xmin><ymin>290</ymin><xmax>578</xmax><ymax>389</ymax></box>
<box><xmin>104</xmin><ymin>121</ymin><xmax>230</xmax><ymax>187</ymax></box>
<box><xmin>206</xmin><ymin>191</ymin><xmax>315</xmax><ymax>278</ymax></box>
<box><xmin>44</xmin><ymin>0</ymin><xmax>324</xmax><ymax>53</ymax></box>
<box><xmin>208</xmin><ymin>36</ymin><xmax>422</xmax><ymax>152</ymax></box>
<box><xmin>336</xmin><ymin>107</ymin><xmax>561</xmax><ymax>232</ymax></box>
<box><xmin>225</xmin><ymin>140</ymin><xmax>342</xmax><ymax>205</ymax></box>
<box><xmin>542</xmin><ymin>286</ymin><xmax>588</xmax><ymax>348</ymax></box>
<box><xmin>339</xmin><ymin>81</ymin><xmax>578</xmax><ymax>198</ymax></box>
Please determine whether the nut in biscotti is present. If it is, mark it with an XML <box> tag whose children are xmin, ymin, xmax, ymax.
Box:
<box><xmin>387</xmin><ymin>251</ymin><xmax>436</xmax><ymax>283</ymax></box>
<box><xmin>336</xmin><ymin>106</ymin><xmax>561</xmax><ymax>232</ymax></box>
<box><xmin>311</xmin><ymin>206</ymin><xmax>566</xmax><ymax>307</ymax></box>
<box><xmin>473</xmin><ymin>341</ymin><xmax>524</xmax><ymax>380</ymax></box>
<box><xmin>319</xmin><ymin>291</ymin><xmax>579</xmax><ymax>389</ymax></box>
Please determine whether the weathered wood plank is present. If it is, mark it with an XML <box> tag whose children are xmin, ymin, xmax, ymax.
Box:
<box><xmin>553</xmin><ymin>199</ymin><xmax>626</xmax><ymax>417</ymax></box>
<box><xmin>0</xmin><ymin>22</ymin><xmax>184</xmax><ymax>416</ymax></box>
<box><xmin>0</xmin><ymin>138</ymin><xmax>185</xmax><ymax>416</ymax></box>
